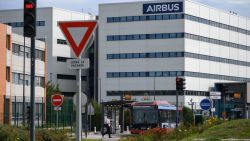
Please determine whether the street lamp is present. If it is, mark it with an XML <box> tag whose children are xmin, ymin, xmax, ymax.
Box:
<box><xmin>153</xmin><ymin>76</ymin><xmax>156</xmax><ymax>101</ymax></box>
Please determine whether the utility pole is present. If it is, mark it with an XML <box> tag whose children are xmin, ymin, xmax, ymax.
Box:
<box><xmin>24</xmin><ymin>0</ymin><xmax>36</xmax><ymax>140</ymax></box>
<box><xmin>176</xmin><ymin>77</ymin><xmax>186</xmax><ymax>128</ymax></box>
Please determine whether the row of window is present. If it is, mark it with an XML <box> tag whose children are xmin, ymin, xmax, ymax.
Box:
<box><xmin>107</xmin><ymin>14</ymin><xmax>184</xmax><ymax>23</ymax></box>
<box><xmin>12</xmin><ymin>43</ymin><xmax>45</xmax><ymax>61</ymax></box>
<box><xmin>107</xmin><ymin>33</ymin><xmax>184</xmax><ymax>41</ymax></box>
<box><xmin>57</xmin><ymin>74</ymin><xmax>87</xmax><ymax>81</ymax></box>
<box><xmin>107</xmin><ymin>52</ymin><xmax>183</xmax><ymax>59</ymax></box>
<box><xmin>107</xmin><ymin>32</ymin><xmax>250</xmax><ymax>51</ymax></box>
<box><xmin>12</xmin><ymin>73</ymin><xmax>45</xmax><ymax>87</ymax></box>
<box><xmin>185</xmin><ymin>14</ymin><xmax>250</xmax><ymax>35</ymax></box>
<box><xmin>107</xmin><ymin>90</ymin><xmax>209</xmax><ymax>96</ymax></box>
<box><xmin>184</xmin><ymin>33</ymin><xmax>249</xmax><ymax>51</ymax></box>
<box><xmin>107</xmin><ymin>52</ymin><xmax>250</xmax><ymax>67</ymax></box>
<box><xmin>107</xmin><ymin>14</ymin><xmax>250</xmax><ymax>36</ymax></box>
<box><xmin>107</xmin><ymin>71</ymin><xmax>250</xmax><ymax>82</ymax></box>
<box><xmin>57</xmin><ymin>39</ymin><xmax>67</xmax><ymax>45</ymax></box>
<box><xmin>4</xmin><ymin>21</ymin><xmax>46</xmax><ymax>28</ymax></box>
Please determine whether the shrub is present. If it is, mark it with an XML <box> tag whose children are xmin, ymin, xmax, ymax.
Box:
<box><xmin>182</xmin><ymin>106</ymin><xmax>194</xmax><ymax>126</ymax></box>
<box><xmin>0</xmin><ymin>126</ymin><xmax>69</xmax><ymax>141</ymax></box>
<box><xmin>0</xmin><ymin>126</ymin><xmax>29</xmax><ymax>141</ymax></box>
<box><xmin>36</xmin><ymin>130</ymin><xmax>69</xmax><ymax>141</ymax></box>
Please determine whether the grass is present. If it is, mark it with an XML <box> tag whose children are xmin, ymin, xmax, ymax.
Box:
<box><xmin>81</xmin><ymin>139</ymin><xmax>101</xmax><ymax>141</ymax></box>
<box><xmin>184</xmin><ymin>119</ymin><xmax>250</xmax><ymax>141</ymax></box>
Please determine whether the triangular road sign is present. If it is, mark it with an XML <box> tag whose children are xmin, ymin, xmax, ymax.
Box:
<box><xmin>59</xmin><ymin>21</ymin><xmax>97</xmax><ymax>58</ymax></box>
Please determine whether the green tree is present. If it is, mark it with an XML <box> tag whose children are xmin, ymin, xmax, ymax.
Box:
<box><xmin>90</xmin><ymin>99</ymin><xmax>101</xmax><ymax>131</ymax></box>
<box><xmin>182</xmin><ymin>106</ymin><xmax>194</xmax><ymax>127</ymax></box>
<box><xmin>46</xmin><ymin>81</ymin><xmax>60</xmax><ymax>126</ymax></box>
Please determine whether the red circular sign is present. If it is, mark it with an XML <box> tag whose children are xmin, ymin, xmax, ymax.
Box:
<box><xmin>51</xmin><ymin>94</ymin><xmax>63</xmax><ymax>107</ymax></box>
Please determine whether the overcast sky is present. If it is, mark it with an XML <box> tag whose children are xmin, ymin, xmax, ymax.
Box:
<box><xmin>0</xmin><ymin>0</ymin><xmax>250</xmax><ymax>17</ymax></box>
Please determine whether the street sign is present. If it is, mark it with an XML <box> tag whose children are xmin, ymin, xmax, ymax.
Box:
<box><xmin>73</xmin><ymin>92</ymin><xmax>87</xmax><ymax>106</ymax></box>
<box><xmin>58</xmin><ymin>21</ymin><xmax>97</xmax><ymax>58</ymax></box>
<box><xmin>210</xmin><ymin>91</ymin><xmax>221</xmax><ymax>96</ymax></box>
<box><xmin>200</xmin><ymin>99</ymin><xmax>212</xmax><ymax>111</ymax></box>
<box><xmin>54</xmin><ymin>107</ymin><xmax>62</xmax><ymax>111</ymax></box>
<box><xmin>210</xmin><ymin>95</ymin><xmax>221</xmax><ymax>99</ymax></box>
<box><xmin>51</xmin><ymin>94</ymin><xmax>64</xmax><ymax>107</ymax></box>
<box><xmin>210</xmin><ymin>91</ymin><xmax>221</xmax><ymax>99</ymax></box>
<box><xmin>88</xmin><ymin>104</ymin><xmax>95</xmax><ymax>115</ymax></box>
<box><xmin>67</xmin><ymin>58</ymin><xmax>89</xmax><ymax>70</ymax></box>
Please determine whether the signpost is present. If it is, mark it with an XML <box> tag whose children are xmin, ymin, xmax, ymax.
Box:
<box><xmin>210</xmin><ymin>91</ymin><xmax>221</xmax><ymax>100</ymax></box>
<box><xmin>67</xmin><ymin>58</ymin><xmax>90</xmax><ymax>70</ymax></box>
<box><xmin>59</xmin><ymin>21</ymin><xmax>97</xmax><ymax>141</ymax></box>
<box><xmin>200</xmin><ymin>99</ymin><xmax>212</xmax><ymax>111</ymax></box>
<box><xmin>52</xmin><ymin>94</ymin><xmax>64</xmax><ymax>129</ymax></box>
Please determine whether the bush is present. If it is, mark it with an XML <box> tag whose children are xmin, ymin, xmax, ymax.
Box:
<box><xmin>0</xmin><ymin>126</ymin><xmax>29</xmax><ymax>141</ymax></box>
<box><xmin>120</xmin><ymin>128</ymin><xmax>173</xmax><ymax>141</ymax></box>
<box><xmin>182</xmin><ymin>106</ymin><xmax>194</xmax><ymax>126</ymax></box>
<box><xmin>0</xmin><ymin>126</ymin><xmax>70</xmax><ymax>141</ymax></box>
<box><xmin>36</xmin><ymin>130</ymin><xmax>69</xmax><ymax>141</ymax></box>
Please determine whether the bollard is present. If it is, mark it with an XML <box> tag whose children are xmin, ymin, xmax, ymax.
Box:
<box><xmin>126</xmin><ymin>126</ymin><xmax>129</xmax><ymax>132</ymax></box>
<box><xmin>94</xmin><ymin>126</ymin><xmax>96</xmax><ymax>133</ymax></box>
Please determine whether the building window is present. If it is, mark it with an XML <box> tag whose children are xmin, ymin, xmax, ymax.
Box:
<box><xmin>35</xmin><ymin>50</ymin><xmax>45</xmax><ymax>61</ymax></box>
<box><xmin>37</xmin><ymin>21</ymin><xmax>45</xmax><ymax>26</ymax></box>
<box><xmin>57</xmin><ymin>39</ymin><xmax>67</xmax><ymax>45</ymax></box>
<box><xmin>35</xmin><ymin>77</ymin><xmax>45</xmax><ymax>87</ymax></box>
<box><xmin>6</xmin><ymin>21</ymin><xmax>45</xmax><ymax>28</ymax></box>
<box><xmin>57</xmin><ymin>74</ymin><xmax>76</xmax><ymax>80</ymax></box>
<box><xmin>57</xmin><ymin>56</ymin><xmax>69</xmax><ymax>62</ymax></box>
<box><xmin>6</xmin><ymin>35</ymin><xmax>11</xmax><ymax>50</ymax></box>
<box><xmin>6</xmin><ymin>67</ymin><xmax>10</xmax><ymax>82</ymax></box>
<box><xmin>107</xmin><ymin>13</ymin><xmax>250</xmax><ymax>36</ymax></box>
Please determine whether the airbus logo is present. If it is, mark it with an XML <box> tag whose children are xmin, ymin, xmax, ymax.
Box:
<box><xmin>143</xmin><ymin>2</ymin><xmax>183</xmax><ymax>14</ymax></box>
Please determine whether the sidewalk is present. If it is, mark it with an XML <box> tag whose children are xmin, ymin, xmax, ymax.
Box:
<box><xmin>81</xmin><ymin>131</ymin><xmax>130</xmax><ymax>141</ymax></box>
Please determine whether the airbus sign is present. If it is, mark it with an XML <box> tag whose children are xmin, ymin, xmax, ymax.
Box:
<box><xmin>143</xmin><ymin>2</ymin><xmax>183</xmax><ymax>14</ymax></box>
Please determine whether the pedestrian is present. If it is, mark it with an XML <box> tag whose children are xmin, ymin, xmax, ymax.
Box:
<box><xmin>102</xmin><ymin>116</ymin><xmax>112</xmax><ymax>138</ymax></box>
<box><xmin>107</xmin><ymin>119</ymin><xmax>112</xmax><ymax>138</ymax></box>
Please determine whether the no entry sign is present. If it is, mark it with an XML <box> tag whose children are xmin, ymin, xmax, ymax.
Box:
<box><xmin>51</xmin><ymin>94</ymin><xmax>64</xmax><ymax>107</ymax></box>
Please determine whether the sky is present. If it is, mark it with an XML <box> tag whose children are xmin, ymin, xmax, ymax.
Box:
<box><xmin>0</xmin><ymin>0</ymin><xmax>250</xmax><ymax>17</ymax></box>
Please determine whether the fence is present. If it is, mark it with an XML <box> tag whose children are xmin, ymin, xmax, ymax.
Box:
<box><xmin>0</xmin><ymin>96</ymin><xmax>75</xmax><ymax>130</ymax></box>
<box><xmin>45</xmin><ymin>96</ymin><xmax>75</xmax><ymax>129</ymax></box>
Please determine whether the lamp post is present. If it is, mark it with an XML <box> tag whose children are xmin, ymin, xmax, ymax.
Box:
<box><xmin>188</xmin><ymin>99</ymin><xmax>195</xmax><ymax>125</ymax></box>
<box><xmin>99</xmin><ymin>78</ymin><xmax>101</xmax><ymax>103</ymax></box>
<box><xmin>153</xmin><ymin>77</ymin><xmax>156</xmax><ymax>101</ymax></box>
<box><xmin>22</xmin><ymin>36</ymin><xmax>26</xmax><ymax>126</ymax></box>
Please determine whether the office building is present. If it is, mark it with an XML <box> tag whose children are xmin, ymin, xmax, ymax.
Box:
<box><xmin>0</xmin><ymin>23</ymin><xmax>46</xmax><ymax>124</ymax></box>
<box><xmin>98</xmin><ymin>0</ymin><xmax>250</xmax><ymax>110</ymax></box>
<box><xmin>0</xmin><ymin>7</ymin><xmax>96</xmax><ymax>97</ymax></box>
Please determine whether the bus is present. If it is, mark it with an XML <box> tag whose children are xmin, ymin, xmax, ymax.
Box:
<box><xmin>130</xmin><ymin>101</ymin><xmax>178</xmax><ymax>134</ymax></box>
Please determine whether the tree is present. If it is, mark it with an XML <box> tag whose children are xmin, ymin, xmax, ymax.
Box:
<box><xmin>46</xmin><ymin>81</ymin><xmax>60</xmax><ymax>126</ymax></box>
<box><xmin>182</xmin><ymin>106</ymin><xmax>194</xmax><ymax>126</ymax></box>
<box><xmin>90</xmin><ymin>100</ymin><xmax>101</xmax><ymax>131</ymax></box>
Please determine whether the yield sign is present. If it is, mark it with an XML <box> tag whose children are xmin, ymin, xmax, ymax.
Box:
<box><xmin>59</xmin><ymin>21</ymin><xmax>97</xmax><ymax>58</ymax></box>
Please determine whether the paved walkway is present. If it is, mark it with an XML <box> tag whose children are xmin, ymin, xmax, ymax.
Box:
<box><xmin>81</xmin><ymin>131</ymin><xmax>130</xmax><ymax>141</ymax></box>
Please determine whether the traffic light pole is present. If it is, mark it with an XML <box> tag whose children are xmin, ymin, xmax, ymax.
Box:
<box><xmin>76</xmin><ymin>56</ymin><xmax>82</xmax><ymax>141</ymax></box>
<box><xmin>176</xmin><ymin>90</ymin><xmax>179</xmax><ymax>128</ymax></box>
<box><xmin>30</xmin><ymin>36</ymin><xmax>35</xmax><ymax>141</ymax></box>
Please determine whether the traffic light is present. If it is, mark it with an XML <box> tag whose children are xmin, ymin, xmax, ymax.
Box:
<box><xmin>176</xmin><ymin>77</ymin><xmax>181</xmax><ymax>91</ymax></box>
<box><xmin>176</xmin><ymin>77</ymin><xmax>186</xmax><ymax>91</ymax></box>
<box><xmin>26</xmin><ymin>106</ymin><xmax>31</xmax><ymax>124</ymax></box>
<box><xmin>181</xmin><ymin>78</ymin><xmax>186</xmax><ymax>90</ymax></box>
<box><xmin>24</xmin><ymin>0</ymin><xmax>36</xmax><ymax>37</ymax></box>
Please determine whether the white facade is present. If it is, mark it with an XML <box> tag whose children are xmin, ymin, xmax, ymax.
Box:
<box><xmin>0</xmin><ymin>7</ymin><xmax>95</xmax><ymax>96</ymax></box>
<box><xmin>98</xmin><ymin>0</ymin><xmax>250</xmax><ymax>108</ymax></box>
<box><xmin>11</xmin><ymin>34</ymin><xmax>46</xmax><ymax>102</ymax></box>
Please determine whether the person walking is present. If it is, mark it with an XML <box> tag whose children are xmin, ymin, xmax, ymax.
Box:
<box><xmin>102</xmin><ymin>116</ymin><xmax>112</xmax><ymax>138</ymax></box>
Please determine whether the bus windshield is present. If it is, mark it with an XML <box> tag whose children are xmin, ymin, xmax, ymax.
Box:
<box><xmin>133</xmin><ymin>106</ymin><xmax>158</xmax><ymax>124</ymax></box>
